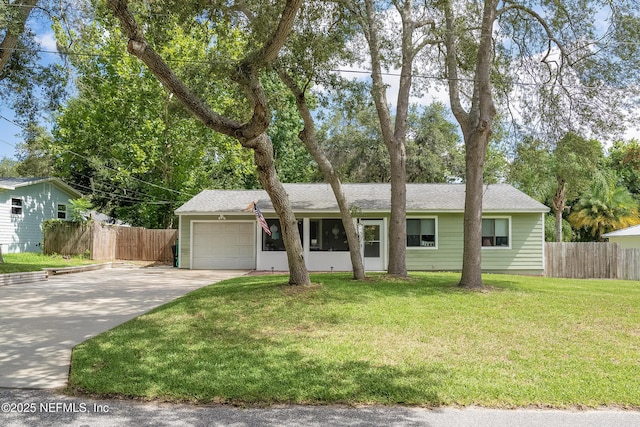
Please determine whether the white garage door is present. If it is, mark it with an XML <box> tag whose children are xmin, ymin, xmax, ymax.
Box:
<box><xmin>192</xmin><ymin>222</ymin><xmax>256</xmax><ymax>269</ymax></box>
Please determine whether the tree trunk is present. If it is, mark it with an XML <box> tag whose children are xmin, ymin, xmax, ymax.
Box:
<box><xmin>458</xmin><ymin>131</ymin><xmax>489</xmax><ymax>289</ymax></box>
<box><xmin>280</xmin><ymin>72</ymin><xmax>365</xmax><ymax>280</ymax></box>
<box><xmin>363</xmin><ymin>0</ymin><xmax>409</xmax><ymax>277</ymax></box>
<box><xmin>387</xmin><ymin>147</ymin><xmax>408</xmax><ymax>277</ymax></box>
<box><xmin>552</xmin><ymin>180</ymin><xmax>566</xmax><ymax>242</ymax></box>
<box><xmin>445</xmin><ymin>0</ymin><xmax>498</xmax><ymax>289</ymax></box>
<box><xmin>253</xmin><ymin>133</ymin><xmax>310</xmax><ymax>285</ymax></box>
<box><xmin>107</xmin><ymin>0</ymin><xmax>311</xmax><ymax>285</ymax></box>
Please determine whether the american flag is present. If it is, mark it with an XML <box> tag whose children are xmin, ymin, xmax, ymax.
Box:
<box><xmin>253</xmin><ymin>203</ymin><xmax>271</xmax><ymax>236</ymax></box>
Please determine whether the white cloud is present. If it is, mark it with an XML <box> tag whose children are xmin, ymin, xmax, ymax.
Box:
<box><xmin>35</xmin><ymin>32</ymin><xmax>58</xmax><ymax>52</ymax></box>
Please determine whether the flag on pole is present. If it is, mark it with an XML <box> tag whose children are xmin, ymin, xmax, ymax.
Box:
<box><xmin>253</xmin><ymin>202</ymin><xmax>271</xmax><ymax>236</ymax></box>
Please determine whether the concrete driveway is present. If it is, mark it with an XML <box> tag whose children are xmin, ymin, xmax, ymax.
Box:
<box><xmin>0</xmin><ymin>266</ymin><xmax>248</xmax><ymax>389</ymax></box>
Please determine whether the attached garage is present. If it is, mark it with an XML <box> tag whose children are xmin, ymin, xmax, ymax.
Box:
<box><xmin>176</xmin><ymin>184</ymin><xmax>549</xmax><ymax>274</ymax></box>
<box><xmin>191</xmin><ymin>221</ymin><xmax>256</xmax><ymax>269</ymax></box>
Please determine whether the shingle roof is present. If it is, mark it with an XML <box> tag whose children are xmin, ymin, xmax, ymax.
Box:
<box><xmin>0</xmin><ymin>177</ymin><xmax>82</xmax><ymax>197</ymax></box>
<box><xmin>602</xmin><ymin>224</ymin><xmax>640</xmax><ymax>237</ymax></box>
<box><xmin>0</xmin><ymin>177</ymin><xmax>50</xmax><ymax>189</ymax></box>
<box><xmin>175</xmin><ymin>183</ymin><xmax>549</xmax><ymax>214</ymax></box>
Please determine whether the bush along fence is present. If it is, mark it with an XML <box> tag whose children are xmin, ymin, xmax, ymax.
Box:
<box><xmin>43</xmin><ymin>221</ymin><xmax>178</xmax><ymax>263</ymax></box>
<box><xmin>545</xmin><ymin>242</ymin><xmax>640</xmax><ymax>280</ymax></box>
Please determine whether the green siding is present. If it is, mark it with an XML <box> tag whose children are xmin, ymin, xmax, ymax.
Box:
<box><xmin>406</xmin><ymin>213</ymin><xmax>544</xmax><ymax>273</ymax></box>
<box><xmin>180</xmin><ymin>212</ymin><xmax>545</xmax><ymax>273</ymax></box>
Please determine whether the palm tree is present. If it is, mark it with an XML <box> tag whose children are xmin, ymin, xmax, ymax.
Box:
<box><xmin>568</xmin><ymin>175</ymin><xmax>640</xmax><ymax>240</ymax></box>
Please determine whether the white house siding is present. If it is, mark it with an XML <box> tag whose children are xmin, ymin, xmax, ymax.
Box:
<box><xmin>0</xmin><ymin>182</ymin><xmax>77</xmax><ymax>253</ymax></box>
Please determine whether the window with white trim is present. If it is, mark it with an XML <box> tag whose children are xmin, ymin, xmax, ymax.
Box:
<box><xmin>482</xmin><ymin>218</ymin><xmax>510</xmax><ymax>247</ymax></box>
<box><xmin>407</xmin><ymin>218</ymin><xmax>436</xmax><ymax>247</ymax></box>
<box><xmin>57</xmin><ymin>204</ymin><xmax>67</xmax><ymax>219</ymax></box>
<box><xmin>11</xmin><ymin>198</ymin><xmax>22</xmax><ymax>215</ymax></box>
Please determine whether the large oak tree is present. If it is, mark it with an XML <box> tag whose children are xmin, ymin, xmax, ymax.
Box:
<box><xmin>107</xmin><ymin>0</ymin><xmax>311</xmax><ymax>285</ymax></box>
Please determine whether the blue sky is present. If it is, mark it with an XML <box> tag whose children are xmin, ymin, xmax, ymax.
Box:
<box><xmin>0</xmin><ymin>108</ymin><xmax>22</xmax><ymax>159</ymax></box>
<box><xmin>0</xmin><ymin>18</ymin><xmax>60</xmax><ymax>160</ymax></box>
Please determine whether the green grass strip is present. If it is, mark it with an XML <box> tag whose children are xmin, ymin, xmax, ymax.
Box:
<box><xmin>0</xmin><ymin>253</ymin><xmax>97</xmax><ymax>274</ymax></box>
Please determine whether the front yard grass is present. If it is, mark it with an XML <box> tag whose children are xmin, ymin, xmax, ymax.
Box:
<box><xmin>68</xmin><ymin>273</ymin><xmax>640</xmax><ymax>408</ymax></box>
<box><xmin>0</xmin><ymin>253</ymin><xmax>98</xmax><ymax>274</ymax></box>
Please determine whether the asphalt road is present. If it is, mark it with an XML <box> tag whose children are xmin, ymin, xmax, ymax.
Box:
<box><xmin>2</xmin><ymin>389</ymin><xmax>640</xmax><ymax>427</ymax></box>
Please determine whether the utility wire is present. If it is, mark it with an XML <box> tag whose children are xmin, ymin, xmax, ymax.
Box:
<box><xmin>0</xmin><ymin>113</ymin><xmax>194</xmax><ymax>199</ymax></box>
<box><xmin>1</xmin><ymin>45</ymin><xmax>637</xmax><ymax>91</ymax></box>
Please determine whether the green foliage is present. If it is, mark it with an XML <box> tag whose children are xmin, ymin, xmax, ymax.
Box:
<box><xmin>407</xmin><ymin>103</ymin><xmax>465</xmax><ymax>182</ymax></box>
<box><xmin>0</xmin><ymin>1</ymin><xmax>68</xmax><ymax>124</ymax></box>
<box><xmin>263</xmin><ymin>75</ymin><xmax>317</xmax><ymax>183</ymax></box>
<box><xmin>51</xmin><ymin>12</ymin><xmax>258</xmax><ymax>228</ymax></box>
<box><xmin>509</xmin><ymin>133</ymin><xmax>603</xmax><ymax>206</ymax></box>
<box><xmin>553</xmin><ymin>132</ymin><xmax>604</xmax><ymax>200</ymax></box>
<box><xmin>319</xmin><ymin>97</ymin><xmax>470</xmax><ymax>183</ymax></box>
<box><xmin>15</xmin><ymin>123</ymin><xmax>55</xmax><ymax>177</ymax></box>
<box><xmin>508</xmin><ymin>136</ymin><xmax>555</xmax><ymax>203</ymax></box>
<box><xmin>318</xmin><ymin>94</ymin><xmax>390</xmax><ymax>182</ymax></box>
<box><xmin>0</xmin><ymin>157</ymin><xmax>19</xmax><ymax>177</ymax></box>
<box><xmin>69</xmin><ymin>272</ymin><xmax>640</xmax><ymax>407</ymax></box>
<box><xmin>42</xmin><ymin>219</ymin><xmax>65</xmax><ymax>233</ymax></box>
<box><xmin>68</xmin><ymin>198</ymin><xmax>93</xmax><ymax>222</ymax></box>
<box><xmin>544</xmin><ymin>214</ymin><xmax>573</xmax><ymax>242</ymax></box>
<box><xmin>568</xmin><ymin>173</ymin><xmax>640</xmax><ymax>241</ymax></box>
<box><xmin>608</xmin><ymin>139</ymin><xmax>640</xmax><ymax>199</ymax></box>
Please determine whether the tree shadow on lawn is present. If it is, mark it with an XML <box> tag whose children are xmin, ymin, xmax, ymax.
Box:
<box><xmin>203</xmin><ymin>272</ymin><xmax>504</xmax><ymax>303</ymax></box>
<box><xmin>68</xmin><ymin>314</ymin><xmax>448</xmax><ymax>406</ymax></box>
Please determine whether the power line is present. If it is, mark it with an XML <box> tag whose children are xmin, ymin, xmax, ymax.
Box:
<box><xmin>3</xmin><ymin>44</ymin><xmax>638</xmax><ymax>91</ymax></box>
<box><xmin>0</xmin><ymin>113</ymin><xmax>195</xmax><ymax>198</ymax></box>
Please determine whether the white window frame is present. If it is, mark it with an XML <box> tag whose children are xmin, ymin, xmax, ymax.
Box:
<box><xmin>406</xmin><ymin>216</ymin><xmax>438</xmax><ymax>250</ymax></box>
<box><xmin>481</xmin><ymin>216</ymin><xmax>512</xmax><ymax>249</ymax></box>
<box><xmin>11</xmin><ymin>198</ymin><xmax>22</xmax><ymax>216</ymax></box>
<box><xmin>57</xmin><ymin>204</ymin><xmax>67</xmax><ymax>220</ymax></box>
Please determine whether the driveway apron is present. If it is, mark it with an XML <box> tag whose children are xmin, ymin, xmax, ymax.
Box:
<box><xmin>0</xmin><ymin>266</ymin><xmax>248</xmax><ymax>389</ymax></box>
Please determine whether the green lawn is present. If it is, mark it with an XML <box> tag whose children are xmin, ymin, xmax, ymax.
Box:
<box><xmin>0</xmin><ymin>253</ymin><xmax>98</xmax><ymax>274</ymax></box>
<box><xmin>68</xmin><ymin>273</ymin><xmax>640</xmax><ymax>407</ymax></box>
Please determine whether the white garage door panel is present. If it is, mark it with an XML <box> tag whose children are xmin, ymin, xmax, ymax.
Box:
<box><xmin>192</xmin><ymin>222</ymin><xmax>255</xmax><ymax>269</ymax></box>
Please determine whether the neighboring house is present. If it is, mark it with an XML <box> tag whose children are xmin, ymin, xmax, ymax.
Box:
<box><xmin>0</xmin><ymin>177</ymin><xmax>82</xmax><ymax>253</ymax></box>
<box><xmin>89</xmin><ymin>210</ymin><xmax>130</xmax><ymax>226</ymax></box>
<box><xmin>602</xmin><ymin>225</ymin><xmax>640</xmax><ymax>249</ymax></box>
<box><xmin>175</xmin><ymin>183</ymin><xmax>550</xmax><ymax>274</ymax></box>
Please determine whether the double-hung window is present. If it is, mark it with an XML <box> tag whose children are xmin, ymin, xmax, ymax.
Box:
<box><xmin>11</xmin><ymin>198</ymin><xmax>22</xmax><ymax>215</ymax></box>
<box><xmin>406</xmin><ymin>218</ymin><xmax>436</xmax><ymax>248</ymax></box>
<box><xmin>482</xmin><ymin>218</ymin><xmax>510</xmax><ymax>247</ymax></box>
<box><xmin>57</xmin><ymin>204</ymin><xmax>67</xmax><ymax>219</ymax></box>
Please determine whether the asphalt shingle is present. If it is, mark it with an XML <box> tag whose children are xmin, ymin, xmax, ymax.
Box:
<box><xmin>175</xmin><ymin>183</ymin><xmax>549</xmax><ymax>214</ymax></box>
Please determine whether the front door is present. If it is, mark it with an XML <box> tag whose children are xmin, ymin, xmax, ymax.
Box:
<box><xmin>361</xmin><ymin>220</ymin><xmax>384</xmax><ymax>271</ymax></box>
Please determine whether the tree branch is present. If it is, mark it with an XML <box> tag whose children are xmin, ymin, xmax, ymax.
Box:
<box><xmin>107</xmin><ymin>0</ymin><xmax>302</xmax><ymax>145</ymax></box>
<box><xmin>0</xmin><ymin>0</ymin><xmax>38</xmax><ymax>77</ymax></box>
<box><xmin>443</xmin><ymin>0</ymin><xmax>468</xmax><ymax>125</ymax></box>
<box><xmin>499</xmin><ymin>3</ymin><xmax>571</xmax><ymax>66</ymax></box>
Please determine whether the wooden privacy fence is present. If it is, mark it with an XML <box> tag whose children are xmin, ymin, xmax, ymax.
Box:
<box><xmin>545</xmin><ymin>242</ymin><xmax>640</xmax><ymax>280</ymax></box>
<box><xmin>44</xmin><ymin>221</ymin><xmax>178</xmax><ymax>262</ymax></box>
